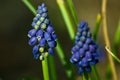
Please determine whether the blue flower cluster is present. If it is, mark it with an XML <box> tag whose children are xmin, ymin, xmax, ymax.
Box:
<box><xmin>28</xmin><ymin>3</ymin><xmax>57</xmax><ymax>60</ymax></box>
<box><xmin>70</xmin><ymin>21</ymin><xmax>99</xmax><ymax>74</ymax></box>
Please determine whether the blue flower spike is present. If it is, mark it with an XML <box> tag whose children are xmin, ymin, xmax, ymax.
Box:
<box><xmin>27</xmin><ymin>3</ymin><xmax>57</xmax><ymax>61</ymax></box>
<box><xmin>70</xmin><ymin>21</ymin><xmax>99</xmax><ymax>75</ymax></box>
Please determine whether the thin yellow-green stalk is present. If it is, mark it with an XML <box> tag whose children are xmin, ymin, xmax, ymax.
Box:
<box><xmin>101</xmin><ymin>0</ymin><xmax>118</xmax><ymax>80</ymax></box>
<box><xmin>105</xmin><ymin>46</ymin><xmax>120</xmax><ymax>63</ymax></box>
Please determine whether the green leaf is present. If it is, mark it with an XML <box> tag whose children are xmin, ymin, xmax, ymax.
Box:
<box><xmin>113</xmin><ymin>20</ymin><xmax>120</xmax><ymax>54</ymax></box>
<box><xmin>93</xmin><ymin>14</ymin><xmax>101</xmax><ymax>41</ymax></box>
<box><xmin>57</xmin><ymin>0</ymin><xmax>75</xmax><ymax>40</ymax></box>
<box><xmin>22</xmin><ymin>0</ymin><xmax>36</xmax><ymax>15</ymax></box>
<box><xmin>66</xmin><ymin>0</ymin><xmax>79</xmax><ymax>26</ymax></box>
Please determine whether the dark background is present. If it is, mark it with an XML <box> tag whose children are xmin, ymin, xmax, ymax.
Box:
<box><xmin>0</xmin><ymin>0</ymin><xmax>120</xmax><ymax>80</ymax></box>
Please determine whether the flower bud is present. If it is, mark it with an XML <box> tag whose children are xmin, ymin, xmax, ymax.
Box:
<box><xmin>32</xmin><ymin>45</ymin><xmax>39</xmax><ymax>54</ymax></box>
<box><xmin>28</xmin><ymin>37</ymin><xmax>37</xmax><ymax>46</ymax></box>
<box><xmin>28</xmin><ymin>29</ymin><xmax>37</xmax><ymax>38</ymax></box>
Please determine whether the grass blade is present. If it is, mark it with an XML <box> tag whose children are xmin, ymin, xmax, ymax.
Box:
<box><xmin>113</xmin><ymin>20</ymin><xmax>120</xmax><ymax>54</ymax></box>
<box><xmin>57</xmin><ymin>0</ymin><xmax>75</xmax><ymax>39</ymax></box>
<box><xmin>66</xmin><ymin>0</ymin><xmax>79</xmax><ymax>26</ymax></box>
<box><xmin>22</xmin><ymin>0</ymin><xmax>36</xmax><ymax>14</ymax></box>
<box><xmin>56</xmin><ymin>41</ymin><xmax>75</xmax><ymax>80</ymax></box>
<box><xmin>93</xmin><ymin>14</ymin><xmax>101</xmax><ymax>41</ymax></box>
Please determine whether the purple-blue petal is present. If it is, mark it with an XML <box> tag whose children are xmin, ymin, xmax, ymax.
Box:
<box><xmin>86</xmin><ymin>38</ymin><xmax>92</xmax><ymax>44</ymax></box>
<box><xmin>87</xmin><ymin>32</ymin><xmax>92</xmax><ymax>38</ymax></box>
<box><xmin>36</xmin><ymin>30</ymin><xmax>44</xmax><ymax>38</ymax></box>
<box><xmin>79</xmin><ymin>48</ymin><xmax>85</xmax><ymax>57</ymax></box>
<box><xmin>41</xmin><ymin>3</ymin><xmax>45</xmax><ymax>8</ymax></box>
<box><xmin>92</xmin><ymin>53</ymin><xmax>99</xmax><ymax>59</ymax></box>
<box><xmin>33</xmin><ymin>17</ymin><xmax>38</xmax><ymax>22</ymax></box>
<box><xmin>75</xmin><ymin>36</ymin><xmax>80</xmax><ymax>41</ymax></box>
<box><xmin>81</xmin><ymin>57</ymin><xmax>88</xmax><ymax>67</ymax></box>
<box><xmin>44</xmin><ymin>32</ymin><xmax>52</xmax><ymax>41</ymax></box>
<box><xmin>78</xmin><ymin>61</ymin><xmax>82</xmax><ymax>67</ymax></box>
<box><xmin>39</xmin><ymin>38</ymin><xmax>46</xmax><ymax>47</ymax></box>
<box><xmin>71</xmin><ymin>46</ymin><xmax>77</xmax><ymax>53</ymax></box>
<box><xmin>42</xmin><ymin>7</ymin><xmax>47</xmax><ymax>12</ymax></box>
<box><xmin>28</xmin><ymin>37</ymin><xmax>37</xmax><ymax>46</ymax></box>
<box><xmin>28</xmin><ymin>29</ymin><xmax>37</xmax><ymax>38</ymax></box>
<box><xmin>85</xmin><ymin>66</ymin><xmax>91</xmax><ymax>72</ymax></box>
<box><xmin>70</xmin><ymin>52</ymin><xmax>80</xmax><ymax>63</ymax></box>
<box><xmin>82</xmin><ymin>31</ymin><xmax>87</xmax><ymax>37</ymax></box>
<box><xmin>47</xmin><ymin>25</ymin><xmax>54</xmax><ymax>33</ymax></box>
<box><xmin>48</xmin><ymin>48</ymin><xmax>54</xmax><ymax>55</ymax></box>
<box><xmin>78</xmin><ymin>21</ymin><xmax>87</xmax><ymax>29</ymax></box>
<box><xmin>85</xmin><ymin>51</ymin><xmax>92</xmax><ymax>61</ymax></box>
<box><xmin>89</xmin><ymin>59</ymin><xmax>98</xmax><ymax>65</ymax></box>
<box><xmin>31</xmin><ymin>22</ymin><xmax>36</xmax><ymax>27</ymax></box>
<box><xmin>33</xmin><ymin>54</ymin><xmax>39</xmax><ymax>59</ymax></box>
<box><xmin>48</xmin><ymin>40</ymin><xmax>57</xmax><ymax>48</ymax></box>
<box><xmin>74</xmin><ymin>45</ymin><xmax>80</xmax><ymax>51</ymax></box>
<box><xmin>78</xmin><ymin>67</ymin><xmax>84</xmax><ymax>75</ymax></box>
<box><xmin>52</xmin><ymin>33</ymin><xmax>57</xmax><ymax>40</ymax></box>
<box><xmin>77</xmin><ymin>41</ymin><xmax>83</xmax><ymax>47</ymax></box>
<box><xmin>80</xmin><ymin>36</ymin><xmax>86</xmax><ymax>42</ymax></box>
<box><xmin>89</xmin><ymin>45</ymin><xmax>95</xmax><ymax>52</ymax></box>
<box><xmin>83</xmin><ymin>44</ymin><xmax>89</xmax><ymax>51</ymax></box>
<box><xmin>38</xmin><ymin>5</ymin><xmax>42</xmax><ymax>10</ymax></box>
<box><xmin>76</xmin><ymin>32</ymin><xmax>81</xmax><ymax>36</ymax></box>
<box><xmin>32</xmin><ymin>45</ymin><xmax>39</xmax><ymax>54</ymax></box>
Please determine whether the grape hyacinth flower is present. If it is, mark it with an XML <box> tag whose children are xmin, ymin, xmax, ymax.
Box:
<box><xmin>70</xmin><ymin>21</ymin><xmax>99</xmax><ymax>75</ymax></box>
<box><xmin>28</xmin><ymin>3</ymin><xmax>57</xmax><ymax>60</ymax></box>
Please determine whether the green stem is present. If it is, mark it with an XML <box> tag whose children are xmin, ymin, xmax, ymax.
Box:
<box><xmin>82</xmin><ymin>72</ymin><xmax>91</xmax><ymax>80</ymax></box>
<box><xmin>42</xmin><ymin>57</ymin><xmax>50</xmax><ymax>80</ymax></box>
<box><xmin>22</xmin><ymin>0</ymin><xmax>36</xmax><ymax>15</ymax></box>
<box><xmin>82</xmin><ymin>74</ymin><xmax>86</xmax><ymax>80</ymax></box>
<box><xmin>113</xmin><ymin>20</ymin><xmax>120</xmax><ymax>54</ymax></box>
<box><xmin>48</xmin><ymin>56</ymin><xmax>57</xmax><ymax>80</ymax></box>
<box><xmin>66</xmin><ymin>0</ymin><xmax>79</xmax><ymax>26</ymax></box>
<box><xmin>106</xmin><ymin>64</ymin><xmax>112</xmax><ymax>80</ymax></box>
<box><xmin>57</xmin><ymin>0</ymin><xmax>75</xmax><ymax>39</ymax></box>
<box><xmin>56</xmin><ymin>41</ymin><xmax>75</xmax><ymax>80</ymax></box>
<box><xmin>91</xmin><ymin>66</ymin><xmax>100</xmax><ymax>80</ymax></box>
<box><xmin>56</xmin><ymin>1</ymin><xmax>76</xmax><ymax>78</ymax></box>
<box><xmin>56</xmin><ymin>1</ymin><xmax>75</xmax><ymax>78</ymax></box>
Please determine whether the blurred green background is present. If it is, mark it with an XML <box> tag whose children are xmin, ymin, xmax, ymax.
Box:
<box><xmin>0</xmin><ymin>0</ymin><xmax>120</xmax><ymax>80</ymax></box>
